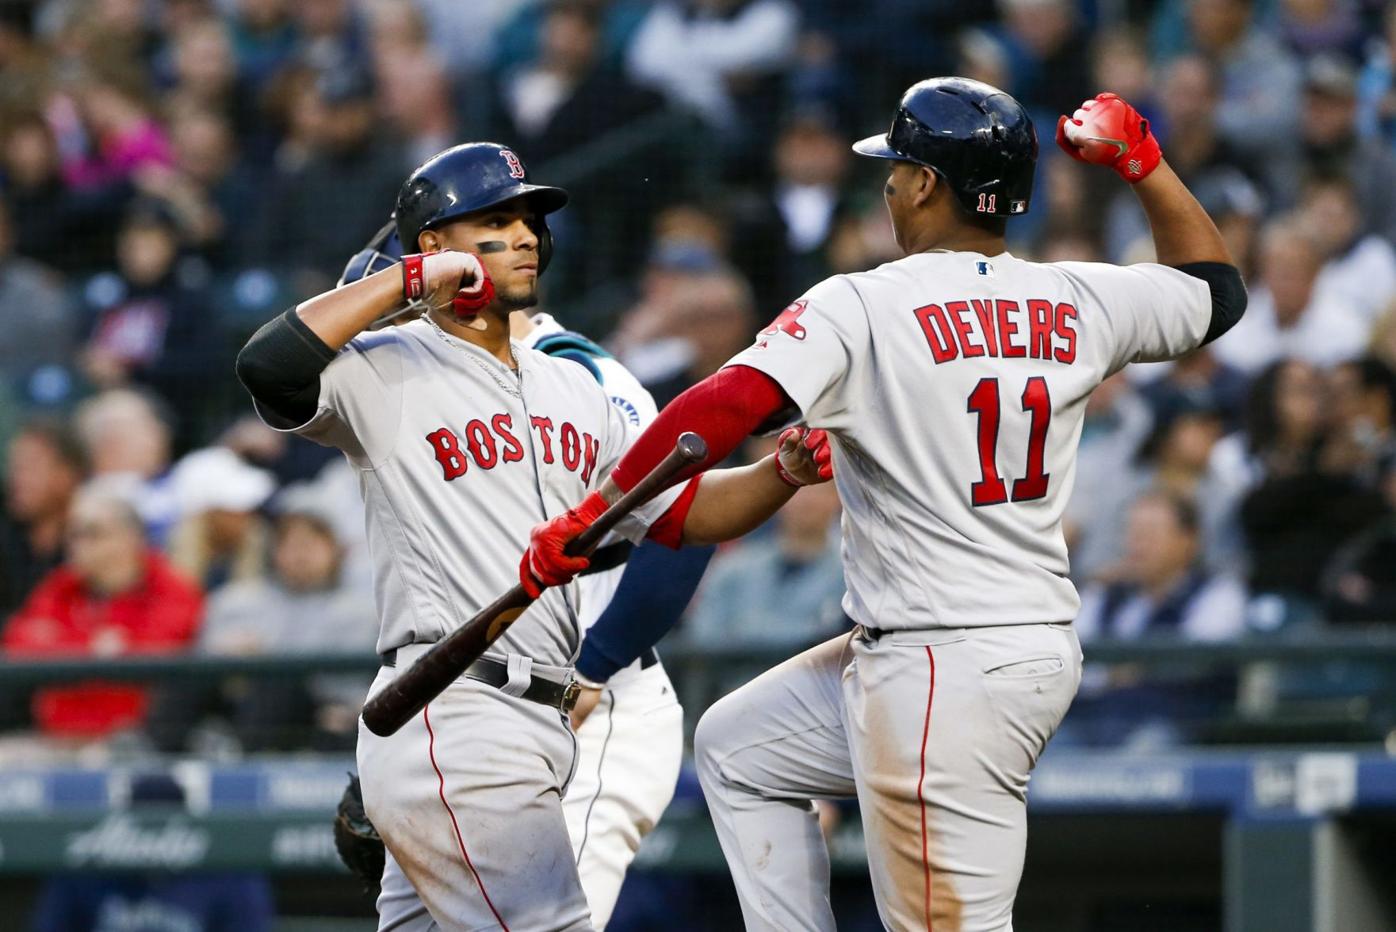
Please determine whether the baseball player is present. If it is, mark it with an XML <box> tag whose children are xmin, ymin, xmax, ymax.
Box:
<box><xmin>235</xmin><ymin>142</ymin><xmax>831</xmax><ymax>932</ymax></box>
<box><xmin>520</xmin><ymin>80</ymin><xmax>1247</xmax><ymax>931</ymax></box>
<box><xmin>333</xmin><ymin>215</ymin><xmax>714</xmax><ymax>929</ymax></box>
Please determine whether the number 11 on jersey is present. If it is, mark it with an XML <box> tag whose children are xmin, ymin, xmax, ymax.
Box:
<box><xmin>966</xmin><ymin>377</ymin><xmax>1051</xmax><ymax>506</ymax></box>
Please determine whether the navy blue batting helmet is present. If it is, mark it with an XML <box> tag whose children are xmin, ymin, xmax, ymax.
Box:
<box><xmin>395</xmin><ymin>143</ymin><xmax>568</xmax><ymax>271</ymax></box>
<box><xmin>853</xmin><ymin>77</ymin><xmax>1037</xmax><ymax>218</ymax></box>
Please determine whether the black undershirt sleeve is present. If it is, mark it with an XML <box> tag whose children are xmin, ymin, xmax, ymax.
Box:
<box><xmin>235</xmin><ymin>308</ymin><xmax>338</xmax><ymax>428</ymax></box>
<box><xmin>1173</xmin><ymin>261</ymin><xmax>1248</xmax><ymax>346</ymax></box>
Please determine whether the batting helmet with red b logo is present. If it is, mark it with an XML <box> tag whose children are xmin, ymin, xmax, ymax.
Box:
<box><xmin>394</xmin><ymin>143</ymin><xmax>569</xmax><ymax>272</ymax></box>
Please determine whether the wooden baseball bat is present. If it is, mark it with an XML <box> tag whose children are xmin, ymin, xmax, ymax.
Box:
<box><xmin>360</xmin><ymin>432</ymin><xmax>708</xmax><ymax>737</ymax></box>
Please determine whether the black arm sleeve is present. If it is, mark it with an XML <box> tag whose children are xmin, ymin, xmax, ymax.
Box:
<box><xmin>234</xmin><ymin>308</ymin><xmax>338</xmax><ymax>428</ymax></box>
<box><xmin>1173</xmin><ymin>261</ymin><xmax>1247</xmax><ymax>346</ymax></box>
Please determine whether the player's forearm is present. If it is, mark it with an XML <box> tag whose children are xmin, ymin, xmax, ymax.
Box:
<box><xmin>609</xmin><ymin>366</ymin><xmax>794</xmax><ymax>494</ymax></box>
<box><xmin>574</xmin><ymin>542</ymin><xmax>715</xmax><ymax>683</ymax></box>
<box><xmin>1131</xmin><ymin>160</ymin><xmax>1231</xmax><ymax>267</ymax></box>
<box><xmin>295</xmin><ymin>265</ymin><xmax>406</xmax><ymax>350</ymax></box>
<box><xmin>679</xmin><ymin>456</ymin><xmax>797</xmax><ymax>546</ymax></box>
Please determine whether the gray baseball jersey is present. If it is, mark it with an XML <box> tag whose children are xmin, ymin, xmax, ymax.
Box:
<box><xmin>726</xmin><ymin>250</ymin><xmax>1211</xmax><ymax>630</ymax></box>
<box><xmin>262</xmin><ymin>315</ymin><xmax>676</xmax><ymax>663</ymax></box>
<box><xmin>361</xmin><ymin>313</ymin><xmax>682</xmax><ymax>932</ymax></box>
<box><xmin>516</xmin><ymin>313</ymin><xmax>660</xmax><ymax>636</ymax></box>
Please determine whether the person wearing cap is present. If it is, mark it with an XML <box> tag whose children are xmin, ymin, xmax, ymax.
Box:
<box><xmin>165</xmin><ymin>447</ymin><xmax>277</xmax><ymax>593</ymax></box>
<box><xmin>630</xmin><ymin>268</ymin><xmax>760</xmax><ymax>410</ymax></box>
<box><xmin>517</xmin><ymin>75</ymin><xmax>1246</xmax><ymax>929</ymax></box>
<box><xmin>234</xmin><ymin>140</ymin><xmax>829</xmax><ymax>930</ymax></box>
<box><xmin>607</xmin><ymin>204</ymin><xmax>733</xmax><ymax>384</ymax></box>
<box><xmin>186</xmin><ymin>484</ymin><xmax>378</xmax><ymax>752</ymax></box>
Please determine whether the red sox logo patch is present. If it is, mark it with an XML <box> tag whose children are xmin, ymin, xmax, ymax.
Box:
<box><xmin>501</xmin><ymin>149</ymin><xmax>526</xmax><ymax>179</ymax></box>
<box><xmin>759</xmin><ymin>300</ymin><xmax>809</xmax><ymax>346</ymax></box>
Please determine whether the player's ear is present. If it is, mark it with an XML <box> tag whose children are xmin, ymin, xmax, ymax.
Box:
<box><xmin>418</xmin><ymin>230</ymin><xmax>440</xmax><ymax>253</ymax></box>
<box><xmin>912</xmin><ymin>166</ymin><xmax>937</xmax><ymax>208</ymax></box>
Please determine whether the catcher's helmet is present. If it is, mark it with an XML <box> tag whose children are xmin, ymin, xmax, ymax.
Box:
<box><xmin>338</xmin><ymin>220</ymin><xmax>403</xmax><ymax>288</ymax></box>
<box><xmin>394</xmin><ymin>143</ymin><xmax>568</xmax><ymax>270</ymax></box>
<box><xmin>338</xmin><ymin>220</ymin><xmax>422</xmax><ymax>328</ymax></box>
<box><xmin>853</xmin><ymin>77</ymin><xmax>1037</xmax><ymax>218</ymax></box>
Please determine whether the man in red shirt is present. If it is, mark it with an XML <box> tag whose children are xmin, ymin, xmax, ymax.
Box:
<box><xmin>4</xmin><ymin>487</ymin><xmax>203</xmax><ymax>737</ymax></box>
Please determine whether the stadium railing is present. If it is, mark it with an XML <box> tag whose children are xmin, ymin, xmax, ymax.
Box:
<box><xmin>1</xmin><ymin>637</ymin><xmax>1394</xmax><ymax>931</ymax></box>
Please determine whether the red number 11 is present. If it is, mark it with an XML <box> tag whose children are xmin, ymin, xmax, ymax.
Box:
<box><xmin>966</xmin><ymin>377</ymin><xmax>1052</xmax><ymax>506</ymax></box>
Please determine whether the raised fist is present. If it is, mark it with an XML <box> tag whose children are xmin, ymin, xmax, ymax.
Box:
<box><xmin>402</xmin><ymin>251</ymin><xmax>496</xmax><ymax>320</ymax></box>
<box><xmin>1056</xmin><ymin>93</ymin><xmax>1161</xmax><ymax>183</ymax></box>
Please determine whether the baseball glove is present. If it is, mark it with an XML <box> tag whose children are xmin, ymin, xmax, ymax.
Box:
<box><xmin>334</xmin><ymin>774</ymin><xmax>385</xmax><ymax>895</ymax></box>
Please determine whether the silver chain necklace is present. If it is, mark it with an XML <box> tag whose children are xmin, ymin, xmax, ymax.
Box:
<box><xmin>424</xmin><ymin>314</ymin><xmax>521</xmax><ymax>397</ymax></box>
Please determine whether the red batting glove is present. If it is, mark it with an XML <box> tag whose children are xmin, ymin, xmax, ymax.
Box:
<box><xmin>401</xmin><ymin>251</ymin><xmax>495</xmax><ymax>320</ymax></box>
<box><xmin>451</xmin><ymin>262</ymin><xmax>495</xmax><ymax>320</ymax></box>
<box><xmin>519</xmin><ymin>491</ymin><xmax>609</xmax><ymax>599</ymax></box>
<box><xmin>1055</xmin><ymin>93</ymin><xmax>1161</xmax><ymax>183</ymax></box>
<box><xmin>774</xmin><ymin>427</ymin><xmax>834</xmax><ymax>487</ymax></box>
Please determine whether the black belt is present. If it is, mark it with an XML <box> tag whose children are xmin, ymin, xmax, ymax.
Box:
<box><xmin>379</xmin><ymin>652</ymin><xmax>579</xmax><ymax>712</ymax></box>
<box><xmin>639</xmin><ymin>648</ymin><xmax>659</xmax><ymax>669</ymax></box>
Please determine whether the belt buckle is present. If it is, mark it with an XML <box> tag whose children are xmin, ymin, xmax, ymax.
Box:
<box><xmin>561</xmin><ymin>679</ymin><xmax>582</xmax><ymax>713</ymax></box>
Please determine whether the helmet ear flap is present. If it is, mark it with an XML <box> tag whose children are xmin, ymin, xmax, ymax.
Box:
<box><xmin>529</xmin><ymin>215</ymin><xmax>554</xmax><ymax>275</ymax></box>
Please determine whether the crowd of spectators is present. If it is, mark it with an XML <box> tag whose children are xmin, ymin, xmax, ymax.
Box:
<box><xmin>4</xmin><ymin>0</ymin><xmax>1396</xmax><ymax>757</ymax></box>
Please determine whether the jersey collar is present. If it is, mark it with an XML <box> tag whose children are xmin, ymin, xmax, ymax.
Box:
<box><xmin>517</xmin><ymin>312</ymin><xmax>566</xmax><ymax>351</ymax></box>
<box><xmin>410</xmin><ymin>316</ymin><xmax>526</xmax><ymax>378</ymax></box>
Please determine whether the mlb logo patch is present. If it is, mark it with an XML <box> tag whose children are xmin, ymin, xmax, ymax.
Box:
<box><xmin>976</xmin><ymin>260</ymin><xmax>994</xmax><ymax>277</ymax></box>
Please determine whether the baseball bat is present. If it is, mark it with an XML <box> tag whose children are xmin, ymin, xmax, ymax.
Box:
<box><xmin>360</xmin><ymin>432</ymin><xmax>708</xmax><ymax>737</ymax></box>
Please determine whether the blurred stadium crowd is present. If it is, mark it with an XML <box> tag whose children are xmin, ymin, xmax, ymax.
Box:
<box><xmin>3</xmin><ymin>0</ymin><xmax>1396</xmax><ymax>768</ymax></box>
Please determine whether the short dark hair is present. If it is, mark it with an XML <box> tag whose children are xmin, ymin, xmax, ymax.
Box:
<box><xmin>1346</xmin><ymin>355</ymin><xmax>1396</xmax><ymax>414</ymax></box>
<box><xmin>14</xmin><ymin>416</ymin><xmax>89</xmax><ymax>475</ymax></box>
<box><xmin>546</xmin><ymin>0</ymin><xmax>600</xmax><ymax>28</ymax></box>
<box><xmin>0</xmin><ymin>1</ymin><xmax>35</xmax><ymax>35</ymax></box>
<box><xmin>1301</xmin><ymin>170</ymin><xmax>1358</xmax><ymax>202</ymax></box>
<box><xmin>1136</xmin><ymin>488</ymin><xmax>1200</xmax><ymax>536</ymax></box>
<box><xmin>1135</xmin><ymin>391</ymin><xmax>1222</xmax><ymax>464</ymax></box>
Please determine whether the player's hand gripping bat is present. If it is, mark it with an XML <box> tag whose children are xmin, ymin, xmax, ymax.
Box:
<box><xmin>360</xmin><ymin>432</ymin><xmax>709</xmax><ymax>736</ymax></box>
